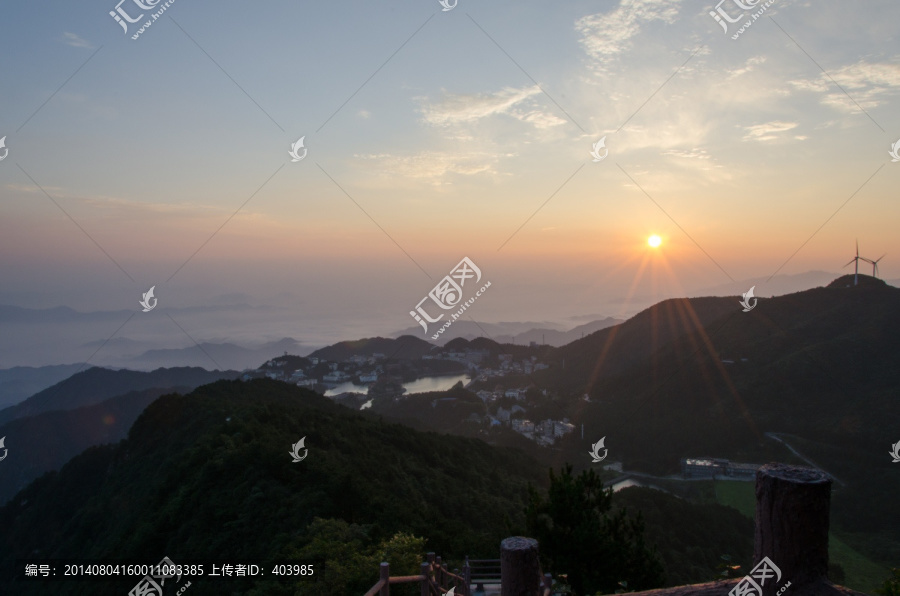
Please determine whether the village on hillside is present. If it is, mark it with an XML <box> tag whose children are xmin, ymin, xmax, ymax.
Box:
<box><xmin>240</xmin><ymin>343</ymin><xmax>576</xmax><ymax>447</ymax></box>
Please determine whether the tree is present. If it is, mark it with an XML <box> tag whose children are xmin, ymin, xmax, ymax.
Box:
<box><xmin>292</xmin><ymin>517</ymin><xmax>379</xmax><ymax>596</ymax></box>
<box><xmin>525</xmin><ymin>465</ymin><xmax>665</xmax><ymax>595</ymax></box>
<box><xmin>289</xmin><ymin>518</ymin><xmax>428</xmax><ymax>596</ymax></box>
<box><xmin>876</xmin><ymin>568</ymin><xmax>900</xmax><ymax>596</ymax></box>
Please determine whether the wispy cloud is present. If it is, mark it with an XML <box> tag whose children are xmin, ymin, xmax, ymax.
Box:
<box><xmin>576</xmin><ymin>0</ymin><xmax>683</xmax><ymax>74</ymax></box>
<box><xmin>663</xmin><ymin>148</ymin><xmax>712</xmax><ymax>160</ymax></box>
<box><xmin>355</xmin><ymin>150</ymin><xmax>511</xmax><ymax>186</ymax></box>
<box><xmin>419</xmin><ymin>85</ymin><xmax>563</xmax><ymax>129</ymax></box>
<box><xmin>727</xmin><ymin>56</ymin><xmax>767</xmax><ymax>80</ymax></box>
<box><xmin>742</xmin><ymin>120</ymin><xmax>800</xmax><ymax>142</ymax></box>
<box><xmin>789</xmin><ymin>60</ymin><xmax>900</xmax><ymax>111</ymax></box>
<box><xmin>358</xmin><ymin>86</ymin><xmax>566</xmax><ymax>187</ymax></box>
<box><xmin>62</xmin><ymin>32</ymin><xmax>93</xmax><ymax>48</ymax></box>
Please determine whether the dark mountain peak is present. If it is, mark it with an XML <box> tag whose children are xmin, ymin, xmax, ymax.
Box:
<box><xmin>308</xmin><ymin>335</ymin><xmax>433</xmax><ymax>362</ymax></box>
<box><xmin>444</xmin><ymin>337</ymin><xmax>472</xmax><ymax>351</ymax></box>
<box><xmin>469</xmin><ymin>336</ymin><xmax>503</xmax><ymax>351</ymax></box>
<box><xmin>0</xmin><ymin>366</ymin><xmax>239</xmax><ymax>426</ymax></box>
<box><xmin>826</xmin><ymin>274</ymin><xmax>890</xmax><ymax>289</ymax></box>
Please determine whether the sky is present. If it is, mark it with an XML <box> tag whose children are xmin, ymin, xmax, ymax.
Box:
<box><xmin>1</xmin><ymin>0</ymin><xmax>899</xmax><ymax>362</ymax></box>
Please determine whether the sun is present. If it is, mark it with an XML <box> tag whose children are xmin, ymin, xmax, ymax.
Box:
<box><xmin>648</xmin><ymin>235</ymin><xmax>662</xmax><ymax>248</ymax></box>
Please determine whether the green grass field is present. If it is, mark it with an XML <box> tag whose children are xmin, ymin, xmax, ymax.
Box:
<box><xmin>711</xmin><ymin>480</ymin><xmax>888</xmax><ymax>594</ymax></box>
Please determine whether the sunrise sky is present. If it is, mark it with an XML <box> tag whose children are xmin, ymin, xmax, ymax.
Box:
<box><xmin>1</xmin><ymin>0</ymin><xmax>899</xmax><ymax>353</ymax></box>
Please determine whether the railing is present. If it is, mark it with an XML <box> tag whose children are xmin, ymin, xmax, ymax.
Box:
<box><xmin>364</xmin><ymin>553</ymin><xmax>469</xmax><ymax>596</ymax></box>
<box><xmin>463</xmin><ymin>557</ymin><xmax>500</xmax><ymax>591</ymax></box>
<box><xmin>364</xmin><ymin>549</ymin><xmax>552</xmax><ymax>596</ymax></box>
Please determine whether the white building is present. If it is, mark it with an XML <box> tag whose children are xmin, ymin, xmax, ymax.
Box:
<box><xmin>553</xmin><ymin>421</ymin><xmax>575</xmax><ymax>437</ymax></box>
<box><xmin>512</xmin><ymin>419</ymin><xmax>535</xmax><ymax>433</ymax></box>
<box><xmin>505</xmin><ymin>389</ymin><xmax>526</xmax><ymax>400</ymax></box>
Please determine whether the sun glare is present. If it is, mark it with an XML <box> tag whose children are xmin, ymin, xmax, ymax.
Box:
<box><xmin>648</xmin><ymin>235</ymin><xmax>662</xmax><ymax>248</ymax></box>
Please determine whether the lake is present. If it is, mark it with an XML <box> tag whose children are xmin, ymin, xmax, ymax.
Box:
<box><xmin>324</xmin><ymin>374</ymin><xmax>470</xmax><ymax>397</ymax></box>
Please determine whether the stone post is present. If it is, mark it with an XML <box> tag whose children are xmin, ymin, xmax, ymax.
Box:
<box><xmin>755</xmin><ymin>463</ymin><xmax>831</xmax><ymax>591</ymax></box>
<box><xmin>500</xmin><ymin>536</ymin><xmax>541</xmax><ymax>596</ymax></box>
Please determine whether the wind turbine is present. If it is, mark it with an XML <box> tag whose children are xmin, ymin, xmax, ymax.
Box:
<box><xmin>861</xmin><ymin>254</ymin><xmax>886</xmax><ymax>279</ymax></box>
<box><xmin>844</xmin><ymin>240</ymin><xmax>863</xmax><ymax>286</ymax></box>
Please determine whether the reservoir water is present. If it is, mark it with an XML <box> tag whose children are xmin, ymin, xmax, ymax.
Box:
<box><xmin>324</xmin><ymin>374</ymin><xmax>470</xmax><ymax>397</ymax></box>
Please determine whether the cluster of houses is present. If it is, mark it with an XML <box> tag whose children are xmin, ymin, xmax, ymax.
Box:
<box><xmin>423</xmin><ymin>349</ymin><xmax>550</xmax><ymax>375</ymax></box>
<box><xmin>509</xmin><ymin>417</ymin><xmax>575</xmax><ymax>446</ymax></box>
<box><xmin>472</xmin><ymin>353</ymin><xmax>550</xmax><ymax>378</ymax></box>
<box><xmin>245</xmin><ymin>346</ymin><xmax>555</xmax><ymax>395</ymax></box>
<box><xmin>242</xmin><ymin>347</ymin><xmax>578</xmax><ymax>449</ymax></box>
<box><xmin>243</xmin><ymin>353</ymin><xmax>388</xmax><ymax>390</ymax></box>
<box><xmin>479</xmin><ymin>403</ymin><xmax>574</xmax><ymax>446</ymax></box>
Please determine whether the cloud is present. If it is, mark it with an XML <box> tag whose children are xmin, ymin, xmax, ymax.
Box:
<box><xmin>576</xmin><ymin>0</ymin><xmax>683</xmax><ymax>73</ymax></box>
<box><xmin>741</xmin><ymin>120</ymin><xmax>799</xmax><ymax>142</ymax></box>
<box><xmin>62</xmin><ymin>32</ymin><xmax>93</xmax><ymax>48</ymax></box>
<box><xmin>789</xmin><ymin>60</ymin><xmax>900</xmax><ymax>111</ymax></box>
<box><xmin>419</xmin><ymin>86</ymin><xmax>562</xmax><ymax>128</ymax></box>
<box><xmin>663</xmin><ymin>148</ymin><xmax>712</xmax><ymax>159</ymax></box>
<box><xmin>727</xmin><ymin>56</ymin><xmax>767</xmax><ymax>79</ymax></box>
<box><xmin>382</xmin><ymin>86</ymin><xmax>566</xmax><ymax>186</ymax></box>
<box><xmin>355</xmin><ymin>150</ymin><xmax>511</xmax><ymax>186</ymax></box>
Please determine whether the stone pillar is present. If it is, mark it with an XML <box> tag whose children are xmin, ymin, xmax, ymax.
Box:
<box><xmin>500</xmin><ymin>536</ymin><xmax>541</xmax><ymax>596</ymax></box>
<box><xmin>755</xmin><ymin>463</ymin><xmax>831</xmax><ymax>590</ymax></box>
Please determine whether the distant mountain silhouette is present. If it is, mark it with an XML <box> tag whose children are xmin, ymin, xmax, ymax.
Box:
<box><xmin>0</xmin><ymin>387</ymin><xmax>185</xmax><ymax>504</ymax></box>
<box><xmin>0</xmin><ymin>366</ymin><xmax>238</xmax><ymax>426</ymax></box>
<box><xmin>695</xmin><ymin>270</ymin><xmax>857</xmax><ymax>298</ymax></box>
<box><xmin>0</xmin><ymin>304</ymin><xmax>131</xmax><ymax>323</ymax></box>
<box><xmin>494</xmin><ymin>317</ymin><xmax>624</xmax><ymax>346</ymax></box>
<box><xmin>0</xmin><ymin>364</ymin><xmax>86</xmax><ymax>409</ymax></box>
<box><xmin>308</xmin><ymin>335</ymin><xmax>436</xmax><ymax>361</ymax></box>
<box><xmin>125</xmin><ymin>337</ymin><xmax>302</xmax><ymax>371</ymax></box>
<box><xmin>393</xmin><ymin>318</ymin><xmax>624</xmax><ymax>346</ymax></box>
